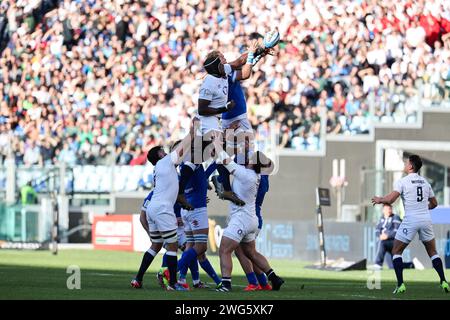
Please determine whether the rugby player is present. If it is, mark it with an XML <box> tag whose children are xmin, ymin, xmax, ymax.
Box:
<box><xmin>372</xmin><ymin>155</ymin><xmax>449</xmax><ymax>294</ymax></box>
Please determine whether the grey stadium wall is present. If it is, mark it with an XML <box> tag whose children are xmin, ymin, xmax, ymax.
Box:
<box><xmin>114</xmin><ymin>112</ymin><xmax>450</xmax><ymax>222</ymax></box>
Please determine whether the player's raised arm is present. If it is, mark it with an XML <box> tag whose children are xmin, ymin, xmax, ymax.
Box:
<box><xmin>198</xmin><ymin>97</ymin><xmax>235</xmax><ymax>116</ymax></box>
<box><xmin>234</xmin><ymin>40</ymin><xmax>259</xmax><ymax>81</ymax></box>
<box><xmin>170</xmin><ymin>120</ymin><xmax>197</xmax><ymax>165</ymax></box>
<box><xmin>371</xmin><ymin>191</ymin><xmax>400</xmax><ymax>206</ymax></box>
<box><xmin>228</xmin><ymin>52</ymin><xmax>248</xmax><ymax>70</ymax></box>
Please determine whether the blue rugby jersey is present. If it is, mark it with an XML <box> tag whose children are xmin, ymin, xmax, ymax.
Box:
<box><xmin>183</xmin><ymin>162</ymin><xmax>217</xmax><ymax>209</ymax></box>
<box><xmin>255</xmin><ymin>175</ymin><xmax>269</xmax><ymax>229</ymax></box>
<box><xmin>223</xmin><ymin>71</ymin><xmax>247</xmax><ymax>120</ymax></box>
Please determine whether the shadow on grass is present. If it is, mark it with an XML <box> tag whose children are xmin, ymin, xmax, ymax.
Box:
<box><xmin>0</xmin><ymin>264</ymin><xmax>447</xmax><ymax>300</ymax></box>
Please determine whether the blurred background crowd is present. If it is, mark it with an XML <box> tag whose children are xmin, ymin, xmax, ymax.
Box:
<box><xmin>0</xmin><ymin>0</ymin><xmax>449</xmax><ymax>166</ymax></box>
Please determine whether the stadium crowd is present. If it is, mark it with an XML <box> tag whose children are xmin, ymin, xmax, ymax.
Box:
<box><xmin>0</xmin><ymin>0</ymin><xmax>450</xmax><ymax>166</ymax></box>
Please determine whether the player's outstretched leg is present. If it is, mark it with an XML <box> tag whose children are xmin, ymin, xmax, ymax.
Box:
<box><xmin>251</xmin><ymin>263</ymin><xmax>271</xmax><ymax>290</ymax></box>
<box><xmin>189</xmin><ymin>257</ymin><xmax>210</xmax><ymax>288</ymax></box>
<box><xmin>178</xmin><ymin>231</ymin><xmax>210</xmax><ymax>288</ymax></box>
<box><xmin>237</xmin><ymin>237</ymin><xmax>271</xmax><ymax>290</ymax></box>
<box><xmin>213</xmin><ymin>134</ymin><xmax>245</xmax><ymax>206</ymax></box>
<box><xmin>423</xmin><ymin>239</ymin><xmax>449</xmax><ymax>293</ymax></box>
<box><xmin>163</xmin><ymin>233</ymin><xmax>188</xmax><ymax>291</ymax></box>
<box><xmin>235</xmin><ymin>245</ymin><xmax>259</xmax><ymax>291</ymax></box>
<box><xmin>392</xmin><ymin>239</ymin><xmax>408</xmax><ymax>294</ymax></box>
<box><xmin>157</xmin><ymin>252</ymin><xmax>168</xmax><ymax>288</ymax></box>
<box><xmin>197</xmin><ymin>253</ymin><xmax>220</xmax><ymax>287</ymax></box>
<box><xmin>241</xmin><ymin>241</ymin><xmax>284</xmax><ymax>291</ymax></box>
<box><xmin>255</xmin><ymin>271</ymin><xmax>271</xmax><ymax>290</ymax></box>
<box><xmin>216</xmin><ymin>236</ymin><xmax>240</xmax><ymax>292</ymax></box>
<box><xmin>215</xmin><ymin>165</ymin><xmax>245</xmax><ymax>206</ymax></box>
<box><xmin>131</xmin><ymin>243</ymin><xmax>162</xmax><ymax>288</ymax></box>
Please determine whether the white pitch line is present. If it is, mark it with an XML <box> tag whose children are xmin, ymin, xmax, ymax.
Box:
<box><xmin>87</xmin><ymin>273</ymin><xmax>121</xmax><ymax>277</ymax></box>
<box><xmin>335</xmin><ymin>294</ymin><xmax>379</xmax><ymax>299</ymax></box>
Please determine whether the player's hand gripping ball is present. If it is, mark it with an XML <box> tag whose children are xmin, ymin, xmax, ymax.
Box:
<box><xmin>263</xmin><ymin>30</ymin><xmax>280</xmax><ymax>49</ymax></box>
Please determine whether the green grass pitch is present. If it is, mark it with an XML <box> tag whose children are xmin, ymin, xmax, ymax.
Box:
<box><xmin>0</xmin><ymin>249</ymin><xmax>448</xmax><ymax>300</ymax></box>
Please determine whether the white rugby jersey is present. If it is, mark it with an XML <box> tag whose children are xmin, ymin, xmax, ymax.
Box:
<box><xmin>198</xmin><ymin>64</ymin><xmax>232</xmax><ymax>113</ymax></box>
<box><xmin>149</xmin><ymin>152</ymin><xmax>179</xmax><ymax>214</ymax></box>
<box><xmin>226</xmin><ymin>161</ymin><xmax>260</xmax><ymax>218</ymax></box>
<box><xmin>393</xmin><ymin>173</ymin><xmax>435</xmax><ymax>221</ymax></box>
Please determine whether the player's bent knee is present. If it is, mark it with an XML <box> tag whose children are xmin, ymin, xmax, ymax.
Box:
<box><xmin>193</xmin><ymin>242</ymin><xmax>207</xmax><ymax>253</ymax></box>
<box><xmin>220</xmin><ymin>236</ymin><xmax>239</xmax><ymax>254</ymax></box>
<box><xmin>219</xmin><ymin>242</ymin><xmax>233</xmax><ymax>255</ymax></box>
<box><xmin>150</xmin><ymin>242</ymin><xmax>163</xmax><ymax>252</ymax></box>
<box><xmin>241</xmin><ymin>240</ymin><xmax>256</xmax><ymax>253</ymax></box>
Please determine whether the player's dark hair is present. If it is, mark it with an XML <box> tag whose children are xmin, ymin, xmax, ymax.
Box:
<box><xmin>203</xmin><ymin>51</ymin><xmax>221</xmax><ymax>75</ymax></box>
<box><xmin>408</xmin><ymin>154</ymin><xmax>422</xmax><ymax>173</ymax></box>
<box><xmin>147</xmin><ymin>146</ymin><xmax>164</xmax><ymax>166</ymax></box>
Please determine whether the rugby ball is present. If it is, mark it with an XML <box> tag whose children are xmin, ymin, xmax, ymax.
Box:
<box><xmin>263</xmin><ymin>30</ymin><xmax>280</xmax><ymax>49</ymax></box>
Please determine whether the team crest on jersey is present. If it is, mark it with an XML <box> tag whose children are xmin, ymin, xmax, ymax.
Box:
<box><xmin>199</xmin><ymin>88</ymin><xmax>212</xmax><ymax>96</ymax></box>
<box><xmin>403</xmin><ymin>228</ymin><xmax>408</xmax><ymax>235</ymax></box>
<box><xmin>192</xmin><ymin>220</ymin><xmax>199</xmax><ymax>227</ymax></box>
<box><xmin>237</xmin><ymin>229</ymin><xmax>243</xmax><ymax>235</ymax></box>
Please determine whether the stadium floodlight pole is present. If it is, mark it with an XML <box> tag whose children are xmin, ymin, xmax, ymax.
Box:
<box><xmin>51</xmin><ymin>189</ymin><xmax>59</xmax><ymax>255</ymax></box>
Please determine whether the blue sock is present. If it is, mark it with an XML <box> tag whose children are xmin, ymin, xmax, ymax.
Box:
<box><xmin>246</xmin><ymin>272</ymin><xmax>258</xmax><ymax>286</ymax></box>
<box><xmin>177</xmin><ymin>247</ymin><xmax>197</xmax><ymax>279</ymax></box>
<box><xmin>256</xmin><ymin>273</ymin><xmax>268</xmax><ymax>286</ymax></box>
<box><xmin>189</xmin><ymin>257</ymin><xmax>200</xmax><ymax>283</ymax></box>
<box><xmin>161</xmin><ymin>253</ymin><xmax>168</xmax><ymax>268</ymax></box>
<box><xmin>199</xmin><ymin>258</ymin><xmax>221</xmax><ymax>285</ymax></box>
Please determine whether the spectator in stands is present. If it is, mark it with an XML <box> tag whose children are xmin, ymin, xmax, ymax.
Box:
<box><xmin>374</xmin><ymin>204</ymin><xmax>402</xmax><ymax>269</ymax></box>
<box><xmin>20</xmin><ymin>181</ymin><xmax>37</xmax><ymax>205</ymax></box>
<box><xmin>0</xmin><ymin>0</ymin><xmax>449</xmax><ymax>167</ymax></box>
<box><xmin>56</xmin><ymin>141</ymin><xmax>76</xmax><ymax>166</ymax></box>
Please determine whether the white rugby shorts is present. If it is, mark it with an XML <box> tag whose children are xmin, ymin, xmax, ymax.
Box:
<box><xmin>395</xmin><ymin>219</ymin><xmax>435</xmax><ymax>244</ymax></box>
<box><xmin>181</xmin><ymin>207</ymin><xmax>209</xmax><ymax>232</ymax></box>
<box><xmin>146</xmin><ymin>204</ymin><xmax>178</xmax><ymax>243</ymax></box>
<box><xmin>222</xmin><ymin>115</ymin><xmax>252</xmax><ymax>132</ymax></box>
<box><xmin>223</xmin><ymin>212</ymin><xmax>259</xmax><ymax>243</ymax></box>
